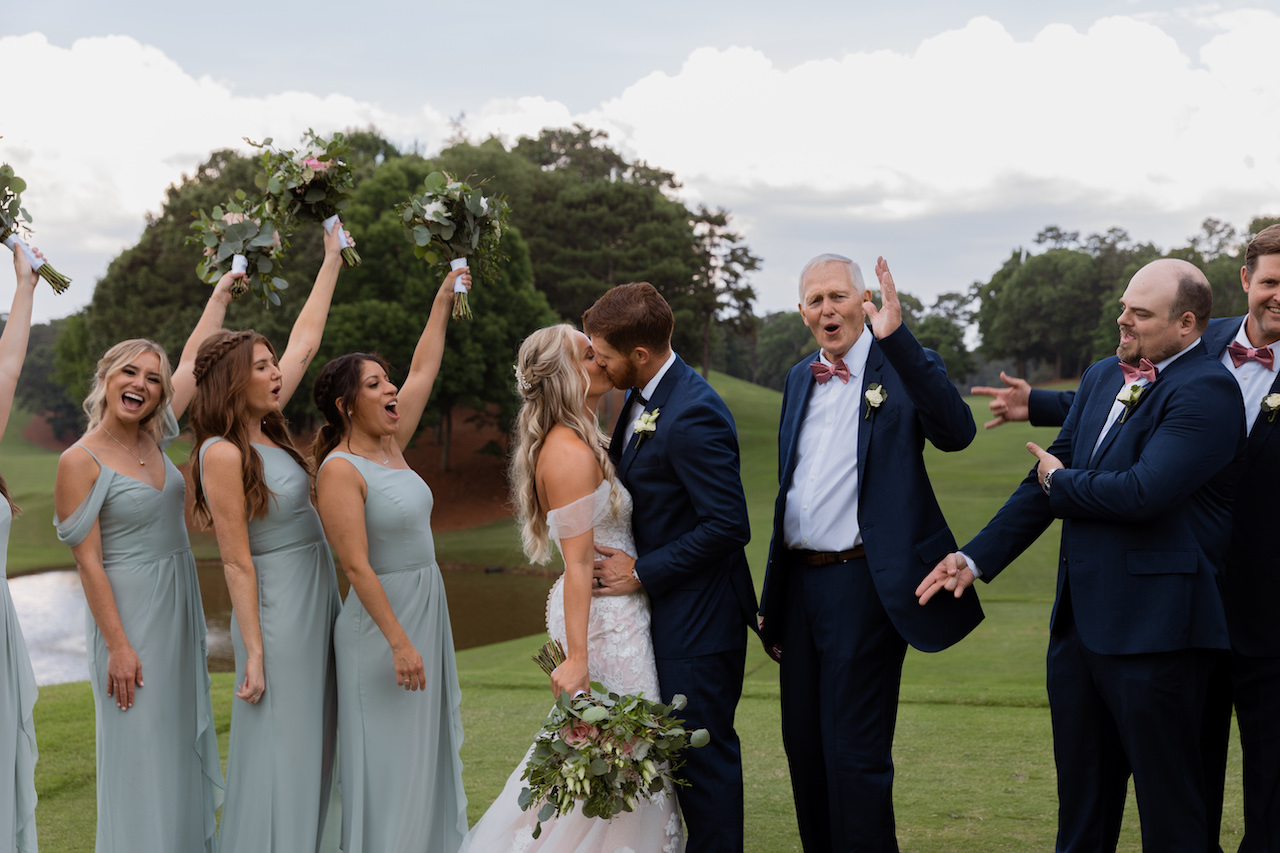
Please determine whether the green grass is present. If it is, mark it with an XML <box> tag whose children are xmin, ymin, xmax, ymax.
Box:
<box><xmin>21</xmin><ymin>375</ymin><xmax>1247</xmax><ymax>851</ymax></box>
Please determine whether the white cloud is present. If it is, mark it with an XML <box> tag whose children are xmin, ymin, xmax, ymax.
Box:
<box><xmin>6</xmin><ymin>12</ymin><xmax>1280</xmax><ymax>321</ymax></box>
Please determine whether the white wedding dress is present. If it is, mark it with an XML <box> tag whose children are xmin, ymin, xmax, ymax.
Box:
<box><xmin>459</xmin><ymin>480</ymin><xmax>684</xmax><ymax>853</ymax></box>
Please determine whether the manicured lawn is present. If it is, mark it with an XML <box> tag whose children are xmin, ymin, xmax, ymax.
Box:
<box><xmin>22</xmin><ymin>375</ymin><xmax>1246</xmax><ymax>851</ymax></box>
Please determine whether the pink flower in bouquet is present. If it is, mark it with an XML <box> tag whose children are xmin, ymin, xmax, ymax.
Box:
<box><xmin>269</xmin><ymin>229</ymin><xmax>282</xmax><ymax>252</ymax></box>
<box><xmin>221</xmin><ymin>211</ymin><xmax>247</xmax><ymax>226</ymax></box>
<box><xmin>561</xmin><ymin>720</ymin><xmax>599</xmax><ymax>749</ymax></box>
<box><xmin>303</xmin><ymin>157</ymin><xmax>331</xmax><ymax>173</ymax></box>
<box><xmin>203</xmin><ymin>245</ymin><xmax>217</xmax><ymax>259</ymax></box>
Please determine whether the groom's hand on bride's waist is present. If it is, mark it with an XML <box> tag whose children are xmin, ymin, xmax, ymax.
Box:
<box><xmin>593</xmin><ymin>544</ymin><xmax>642</xmax><ymax>596</ymax></box>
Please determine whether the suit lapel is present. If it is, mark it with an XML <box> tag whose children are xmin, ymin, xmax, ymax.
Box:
<box><xmin>1245</xmin><ymin>369</ymin><xmax>1280</xmax><ymax>456</ymax></box>
<box><xmin>617</xmin><ymin>356</ymin><xmax>685</xmax><ymax>480</ymax></box>
<box><xmin>780</xmin><ymin>354</ymin><xmax>821</xmax><ymax>490</ymax></box>
<box><xmin>608</xmin><ymin>391</ymin><xmax>631</xmax><ymax>468</ymax></box>
<box><xmin>1079</xmin><ymin>366</ymin><xmax>1124</xmax><ymax>469</ymax></box>
<box><xmin>856</xmin><ymin>341</ymin><xmax>884</xmax><ymax>490</ymax></box>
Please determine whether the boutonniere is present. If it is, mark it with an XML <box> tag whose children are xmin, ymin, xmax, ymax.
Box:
<box><xmin>1261</xmin><ymin>393</ymin><xmax>1280</xmax><ymax>423</ymax></box>
<box><xmin>633</xmin><ymin>407</ymin><xmax>660</xmax><ymax>447</ymax></box>
<box><xmin>1116</xmin><ymin>384</ymin><xmax>1144</xmax><ymax>423</ymax></box>
<box><xmin>864</xmin><ymin>383</ymin><xmax>886</xmax><ymax>420</ymax></box>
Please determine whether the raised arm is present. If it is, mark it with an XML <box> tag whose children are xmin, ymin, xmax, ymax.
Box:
<box><xmin>0</xmin><ymin>246</ymin><xmax>40</xmax><ymax>442</ymax></box>
<box><xmin>392</xmin><ymin>265</ymin><xmax>469</xmax><ymax>449</ymax></box>
<box><xmin>55</xmin><ymin>450</ymin><xmax>142</xmax><ymax>710</ymax></box>
<box><xmin>276</xmin><ymin>225</ymin><xmax>347</xmax><ymax>408</ymax></box>
<box><xmin>200</xmin><ymin>440</ymin><xmax>266</xmax><ymax>703</ymax></box>
<box><xmin>538</xmin><ymin>430</ymin><xmax>602</xmax><ymax>698</ymax></box>
<box><xmin>316</xmin><ymin>458</ymin><xmax>424</xmax><ymax>690</ymax></box>
<box><xmin>171</xmin><ymin>270</ymin><xmax>242</xmax><ymax>419</ymax></box>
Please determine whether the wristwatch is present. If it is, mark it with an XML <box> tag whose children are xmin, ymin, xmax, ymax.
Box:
<box><xmin>1041</xmin><ymin>469</ymin><xmax>1055</xmax><ymax>495</ymax></box>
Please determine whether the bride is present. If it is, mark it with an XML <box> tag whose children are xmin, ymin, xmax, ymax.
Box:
<box><xmin>460</xmin><ymin>324</ymin><xmax>683</xmax><ymax>852</ymax></box>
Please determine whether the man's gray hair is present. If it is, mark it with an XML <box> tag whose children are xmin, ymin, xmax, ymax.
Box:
<box><xmin>799</xmin><ymin>253</ymin><xmax>866</xmax><ymax>300</ymax></box>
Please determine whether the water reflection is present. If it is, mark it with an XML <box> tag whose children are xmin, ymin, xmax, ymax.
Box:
<box><xmin>10</xmin><ymin>563</ymin><xmax>554</xmax><ymax>686</ymax></box>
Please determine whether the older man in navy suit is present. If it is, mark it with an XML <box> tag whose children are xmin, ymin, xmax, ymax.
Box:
<box><xmin>973</xmin><ymin>226</ymin><xmax>1280</xmax><ymax>853</ymax></box>
<box><xmin>757</xmin><ymin>254</ymin><xmax>983</xmax><ymax>852</ymax></box>
<box><xmin>585</xmin><ymin>282</ymin><xmax>757</xmax><ymax>853</ymax></box>
<box><xmin>920</xmin><ymin>258</ymin><xmax>1245</xmax><ymax>852</ymax></box>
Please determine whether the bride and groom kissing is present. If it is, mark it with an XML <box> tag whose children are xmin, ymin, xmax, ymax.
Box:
<box><xmin>460</xmin><ymin>281</ymin><xmax>757</xmax><ymax>852</ymax></box>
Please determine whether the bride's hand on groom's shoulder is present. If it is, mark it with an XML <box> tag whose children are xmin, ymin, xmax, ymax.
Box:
<box><xmin>593</xmin><ymin>544</ymin><xmax>642</xmax><ymax>596</ymax></box>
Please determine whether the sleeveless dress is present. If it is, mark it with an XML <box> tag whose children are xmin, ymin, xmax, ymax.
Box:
<box><xmin>198</xmin><ymin>439</ymin><xmax>341</xmax><ymax>853</ymax></box>
<box><xmin>1</xmin><ymin>496</ymin><xmax>38</xmax><ymax>853</ymax></box>
<box><xmin>318</xmin><ymin>452</ymin><xmax>467</xmax><ymax>853</ymax></box>
<box><xmin>459</xmin><ymin>479</ymin><xmax>685</xmax><ymax>853</ymax></box>
<box><xmin>53</xmin><ymin>410</ymin><xmax>222</xmax><ymax>853</ymax></box>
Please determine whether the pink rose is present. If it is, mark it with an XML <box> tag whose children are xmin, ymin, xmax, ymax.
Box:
<box><xmin>203</xmin><ymin>245</ymin><xmax>217</xmax><ymax>259</ymax></box>
<box><xmin>221</xmin><ymin>212</ymin><xmax>246</xmax><ymax>225</ymax></box>
<box><xmin>561</xmin><ymin>720</ymin><xmax>598</xmax><ymax>749</ymax></box>
<box><xmin>304</xmin><ymin>157</ymin><xmax>331</xmax><ymax>173</ymax></box>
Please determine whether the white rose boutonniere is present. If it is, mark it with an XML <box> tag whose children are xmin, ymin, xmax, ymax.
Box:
<box><xmin>1261</xmin><ymin>393</ymin><xmax>1280</xmax><ymax>423</ymax></box>
<box><xmin>864</xmin><ymin>383</ymin><xmax>886</xmax><ymax>420</ymax></box>
<box><xmin>633</xmin><ymin>407</ymin><xmax>660</xmax><ymax>447</ymax></box>
<box><xmin>1116</xmin><ymin>384</ymin><xmax>1144</xmax><ymax>423</ymax></box>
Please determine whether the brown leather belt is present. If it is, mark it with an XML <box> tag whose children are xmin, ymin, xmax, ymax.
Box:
<box><xmin>787</xmin><ymin>546</ymin><xmax>866</xmax><ymax>567</ymax></box>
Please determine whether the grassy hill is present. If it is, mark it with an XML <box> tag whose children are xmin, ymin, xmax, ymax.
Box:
<box><xmin>25</xmin><ymin>374</ymin><xmax>1244</xmax><ymax>852</ymax></box>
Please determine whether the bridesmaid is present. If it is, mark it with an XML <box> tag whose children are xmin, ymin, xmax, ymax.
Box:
<box><xmin>53</xmin><ymin>270</ymin><xmax>243</xmax><ymax>853</ymax></box>
<box><xmin>1</xmin><ymin>247</ymin><xmax>41</xmax><ymax>853</ymax></box>
<box><xmin>187</xmin><ymin>224</ymin><xmax>348</xmax><ymax>853</ymax></box>
<box><xmin>312</xmin><ymin>264</ymin><xmax>469</xmax><ymax>853</ymax></box>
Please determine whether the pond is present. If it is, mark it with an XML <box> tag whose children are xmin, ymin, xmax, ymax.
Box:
<box><xmin>8</xmin><ymin>562</ymin><xmax>556</xmax><ymax>686</ymax></box>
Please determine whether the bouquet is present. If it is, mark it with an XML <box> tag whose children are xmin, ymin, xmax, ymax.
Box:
<box><xmin>520</xmin><ymin>639</ymin><xmax>710</xmax><ymax>839</ymax></box>
<box><xmin>396</xmin><ymin>170</ymin><xmax>510</xmax><ymax>320</ymax></box>
<box><xmin>0</xmin><ymin>164</ymin><xmax>71</xmax><ymax>292</ymax></box>
<box><xmin>248</xmin><ymin>131</ymin><xmax>361</xmax><ymax>267</ymax></box>
<box><xmin>188</xmin><ymin>191</ymin><xmax>291</xmax><ymax>305</ymax></box>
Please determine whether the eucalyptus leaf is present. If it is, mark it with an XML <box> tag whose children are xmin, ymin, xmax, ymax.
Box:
<box><xmin>537</xmin><ymin>803</ymin><xmax>556</xmax><ymax>822</ymax></box>
<box><xmin>257</xmin><ymin>256</ymin><xmax>273</xmax><ymax>274</ymax></box>
<box><xmin>268</xmin><ymin>289</ymin><xmax>281</xmax><ymax>306</ymax></box>
<box><xmin>10</xmin><ymin>177</ymin><xmax>26</xmax><ymax>194</ymax></box>
<box><xmin>272</xmin><ymin>277</ymin><xmax>289</xmax><ymax>291</ymax></box>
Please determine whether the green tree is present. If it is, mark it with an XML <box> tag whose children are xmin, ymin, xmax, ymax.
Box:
<box><xmin>753</xmin><ymin>312</ymin><xmax>816</xmax><ymax>391</ymax></box>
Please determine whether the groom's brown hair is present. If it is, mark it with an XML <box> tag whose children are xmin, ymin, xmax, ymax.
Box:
<box><xmin>582</xmin><ymin>281</ymin><xmax>674</xmax><ymax>355</ymax></box>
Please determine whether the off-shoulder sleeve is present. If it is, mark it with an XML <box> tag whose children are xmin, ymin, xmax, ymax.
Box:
<box><xmin>53</xmin><ymin>462</ymin><xmax>113</xmax><ymax>547</ymax></box>
<box><xmin>545</xmin><ymin>481</ymin><xmax>609</xmax><ymax>544</ymax></box>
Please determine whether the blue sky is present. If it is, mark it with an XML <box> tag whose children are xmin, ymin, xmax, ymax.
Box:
<box><xmin>4</xmin><ymin>1</ymin><xmax>1278</xmax><ymax>322</ymax></box>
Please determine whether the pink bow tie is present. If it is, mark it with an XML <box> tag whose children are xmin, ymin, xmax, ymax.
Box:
<box><xmin>1119</xmin><ymin>358</ymin><xmax>1158</xmax><ymax>384</ymax></box>
<box><xmin>811</xmin><ymin>359</ymin><xmax>850</xmax><ymax>385</ymax></box>
<box><xmin>1227</xmin><ymin>340</ymin><xmax>1275</xmax><ymax>370</ymax></box>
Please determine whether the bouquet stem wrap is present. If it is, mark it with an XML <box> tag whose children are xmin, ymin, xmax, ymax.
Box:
<box><xmin>1</xmin><ymin>233</ymin><xmax>70</xmax><ymax>293</ymax></box>
<box><xmin>322</xmin><ymin>214</ymin><xmax>361</xmax><ymax>268</ymax></box>
<box><xmin>450</xmin><ymin>257</ymin><xmax>471</xmax><ymax>320</ymax></box>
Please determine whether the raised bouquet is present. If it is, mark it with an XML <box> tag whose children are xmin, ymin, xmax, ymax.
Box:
<box><xmin>395</xmin><ymin>170</ymin><xmax>510</xmax><ymax>320</ymax></box>
<box><xmin>248</xmin><ymin>130</ymin><xmax>361</xmax><ymax>267</ymax></box>
<box><xmin>0</xmin><ymin>164</ymin><xmax>71</xmax><ymax>292</ymax></box>
<box><xmin>520</xmin><ymin>639</ymin><xmax>709</xmax><ymax>839</ymax></box>
<box><xmin>188</xmin><ymin>191</ymin><xmax>291</xmax><ymax>305</ymax></box>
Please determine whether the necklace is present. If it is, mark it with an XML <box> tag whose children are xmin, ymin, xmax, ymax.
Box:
<box><xmin>103</xmin><ymin>426</ymin><xmax>149</xmax><ymax>466</ymax></box>
<box><xmin>348</xmin><ymin>440</ymin><xmax>391</xmax><ymax>465</ymax></box>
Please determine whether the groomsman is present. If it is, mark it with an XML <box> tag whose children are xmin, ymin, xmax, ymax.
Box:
<box><xmin>757</xmin><ymin>254</ymin><xmax>983</xmax><ymax>852</ymax></box>
<box><xmin>973</xmin><ymin>226</ymin><xmax>1280</xmax><ymax>853</ymax></box>
<box><xmin>919</xmin><ymin>258</ymin><xmax>1245</xmax><ymax>852</ymax></box>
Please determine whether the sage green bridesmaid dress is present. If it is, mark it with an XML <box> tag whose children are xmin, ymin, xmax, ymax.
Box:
<box><xmin>54</xmin><ymin>410</ymin><xmax>222</xmax><ymax>853</ymax></box>
<box><xmin>319</xmin><ymin>452</ymin><xmax>466</xmax><ymax>853</ymax></box>
<box><xmin>198</xmin><ymin>439</ymin><xmax>340</xmax><ymax>853</ymax></box>
<box><xmin>1</xmin><ymin>495</ymin><xmax>38</xmax><ymax>853</ymax></box>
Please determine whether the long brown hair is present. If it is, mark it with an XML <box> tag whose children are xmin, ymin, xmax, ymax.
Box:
<box><xmin>310</xmin><ymin>352</ymin><xmax>392</xmax><ymax>465</ymax></box>
<box><xmin>188</xmin><ymin>330</ymin><xmax>310</xmax><ymax>527</ymax></box>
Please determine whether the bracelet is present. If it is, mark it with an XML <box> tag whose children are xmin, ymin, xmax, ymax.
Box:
<box><xmin>1041</xmin><ymin>469</ymin><xmax>1055</xmax><ymax>495</ymax></box>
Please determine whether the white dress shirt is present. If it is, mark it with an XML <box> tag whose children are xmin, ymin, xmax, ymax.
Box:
<box><xmin>622</xmin><ymin>350</ymin><xmax>678</xmax><ymax>449</ymax></box>
<box><xmin>1222</xmin><ymin>318</ymin><xmax>1278</xmax><ymax>435</ymax></box>
<box><xmin>782</xmin><ymin>331</ymin><xmax>874</xmax><ymax>551</ymax></box>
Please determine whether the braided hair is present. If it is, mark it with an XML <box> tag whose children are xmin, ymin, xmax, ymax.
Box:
<box><xmin>311</xmin><ymin>352</ymin><xmax>393</xmax><ymax>465</ymax></box>
<box><xmin>188</xmin><ymin>329</ymin><xmax>310</xmax><ymax>527</ymax></box>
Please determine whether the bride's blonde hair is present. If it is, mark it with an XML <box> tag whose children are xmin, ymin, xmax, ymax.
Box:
<box><xmin>509</xmin><ymin>325</ymin><xmax>621</xmax><ymax>564</ymax></box>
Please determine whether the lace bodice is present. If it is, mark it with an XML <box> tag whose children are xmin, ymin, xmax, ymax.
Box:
<box><xmin>544</xmin><ymin>481</ymin><xmax>659</xmax><ymax>699</ymax></box>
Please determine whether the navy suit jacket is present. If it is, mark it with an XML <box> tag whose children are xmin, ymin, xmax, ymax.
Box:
<box><xmin>609</xmin><ymin>354</ymin><xmax>757</xmax><ymax>661</ymax></box>
<box><xmin>1030</xmin><ymin>317</ymin><xmax>1280</xmax><ymax>656</ymax></box>
<box><xmin>758</xmin><ymin>324</ymin><xmax>984</xmax><ymax>653</ymax></box>
<box><xmin>969</xmin><ymin>342</ymin><xmax>1245</xmax><ymax>655</ymax></box>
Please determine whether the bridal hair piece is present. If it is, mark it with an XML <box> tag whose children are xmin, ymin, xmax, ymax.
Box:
<box><xmin>513</xmin><ymin>363</ymin><xmax>532</xmax><ymax>393</ymax></box>
<box><xmin>509</xmin><ymin>324</ymin><xmax>622</xmax><ymax>564</ymax></box>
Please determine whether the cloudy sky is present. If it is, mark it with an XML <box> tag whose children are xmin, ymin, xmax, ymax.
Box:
<box><xmin>4</xmin><ymin>1</ymin><xmax>1278</xmax><ymax>323</ymax></box>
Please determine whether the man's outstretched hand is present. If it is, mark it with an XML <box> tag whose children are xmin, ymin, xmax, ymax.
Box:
<box><xmin>971</xmin><ymin>371</ymin><xmax>1031</xmax><ymax>429</ymax></box>
<box><xmin>916</xmin><ymin>553</ymin><xmax>975</xmax><ymax>605</ymax></box>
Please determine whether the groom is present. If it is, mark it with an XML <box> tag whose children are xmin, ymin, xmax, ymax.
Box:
<box><xmin>585</xmin><ymin>281</ymin><xmax>757</xmax><ymax>853</ymax></box>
